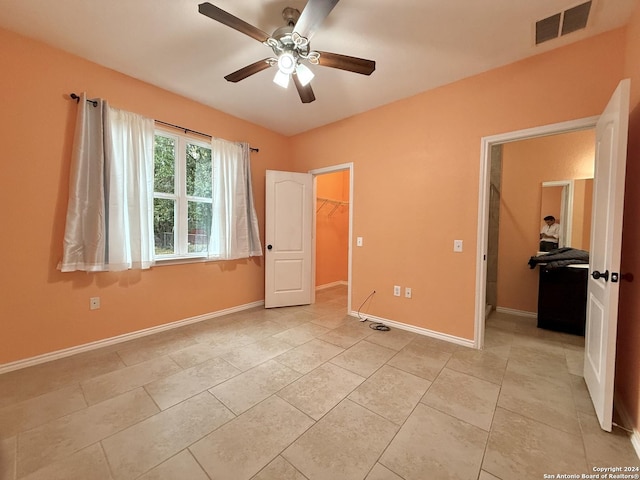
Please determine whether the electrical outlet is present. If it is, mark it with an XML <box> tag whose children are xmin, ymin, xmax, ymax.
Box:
<box><xmin>393</xmin><ymin>285</ymin><xmax>401</xmax><ymax>297</ymax></box>
<box><xmin>454</xmin><ymin>239</ymin><xmax>463</xmax><ymax>252</ymax></box>
<box><xmin>90</xmin><ymin>297</ymin><xmax>100</xmax><ymax>310</ymax></box>
<box><xmin>405</xmin><ymin>287</ymin><xmax>412</xmax><ymax>299</ymax></box>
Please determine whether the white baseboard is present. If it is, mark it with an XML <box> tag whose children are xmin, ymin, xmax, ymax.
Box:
<box><xmin>495</xmin><ymin>307</ymin><xmax>537</xmax><ymax>318</ymax></box>
<box><xmin>2</xmin><ymin>300</ymin><xmax>488</xmax><ymax>374</ymax></box>
<box><xmin>614</xmin><ymin>392</ymin><xmax>640</xmax><ymax>460</ymax></box>
<box><xmin>316</xmin><ymin>281</ymin><xmax>348</xmax><ymax>290</ymax></box>
<box><xmin>0</xmin><ymin>300</ymin><xmax>264</xmax><ymax>375</ymax></box>
<box><xmin>348</xmin><ymin>311</ymin><xmax>475</xmax><ymax>349</ymax></box>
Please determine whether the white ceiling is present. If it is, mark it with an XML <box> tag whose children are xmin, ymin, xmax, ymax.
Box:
<box><xmin>0</xmin><ymin>0</ymin><xmax>636</xmax><ymax>136</ymax></box>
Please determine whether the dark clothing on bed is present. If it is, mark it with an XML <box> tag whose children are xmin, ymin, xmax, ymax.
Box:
<box><xmin>528</xmin><ymin>248</ymin><xmax>589</xmax><ymax>270</ymax></box>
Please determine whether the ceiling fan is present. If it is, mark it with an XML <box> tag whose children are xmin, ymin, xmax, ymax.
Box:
<box><xmin>198</xmin><ymin>0</ymin><xmax>376</xmax><ymax>104</ymax></box>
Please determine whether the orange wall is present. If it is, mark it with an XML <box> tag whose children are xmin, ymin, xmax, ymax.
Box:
<box><xmin>291</xmin><ymin>29</ymin><xmax>625</xmax><ymax>339</ymax></box>
<box><xmin>572</xmin><ymin>178</ymin><xmax>593</xmax><ymax>251</ymax></box>
<box><xmin>618</xmin><ymin>0</ymin><xmax>640</xmax><ymax>438</ymax></box>
<box><xmin>498</xmin><ymin>130</ymin><xmax>595</xmax><ymax>313</ymax></box>
<box><xmin>0</xmin><ymin>28</ymin><xmax>292</xmax><ymax>364</ymax></box>
<box><xmin>316</xmin><ymin>171</ymin><xmax>349</xmax><ymax>287</ymax></box>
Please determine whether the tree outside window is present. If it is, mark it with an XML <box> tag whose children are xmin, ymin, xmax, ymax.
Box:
<box><xmin>153</xmin><ymin>131</ymin><xmax>212</xmax><ymax>258</ymax></box>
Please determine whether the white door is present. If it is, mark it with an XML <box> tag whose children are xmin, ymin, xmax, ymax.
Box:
<box><xmin>584</xmin><ymin>79</ymin><xmax>630</xmax><ymax>432</ymax></box>
<box><xmin>265</xmin><ymin>170</ymin><xmax>313</xmax><ymax>308</ymax></box>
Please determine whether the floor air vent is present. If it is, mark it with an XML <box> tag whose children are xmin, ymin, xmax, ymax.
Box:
<box><xmin>535</xmin><ymin>1</ymin><xmax>592</xmax><ymax>45</ymax></box>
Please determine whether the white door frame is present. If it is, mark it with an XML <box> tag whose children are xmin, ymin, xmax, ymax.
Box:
<box><xmin>309</xmin><ymin>162</ymin><xmax>354</xmax><ymax>314</ymax></box>
<box><xmin>474</xmin><ymin>116</ymin><xmax>598</xmax><ymax>349</ymax></box>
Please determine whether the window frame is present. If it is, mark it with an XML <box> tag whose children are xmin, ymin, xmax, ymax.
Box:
<box><xmin>153</xmin><ymin>128</ymin><xmax>213</xmax><ymax>262</ymax></box>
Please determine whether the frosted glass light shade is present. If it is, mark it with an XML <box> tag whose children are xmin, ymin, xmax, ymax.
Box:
<box><xmin>296</xmin><ymin>64</ymin><xmax>314</xmax><ymax>86</ymax></box>
<box><xmin>277</xmin><ymin>52</ymin><xmax>296</xmax><ymax>74</ymax></box>
<box><xmin>273</xmin><ymin>70</ymin><xmax>290</xmax><ymax>88</ymax></box>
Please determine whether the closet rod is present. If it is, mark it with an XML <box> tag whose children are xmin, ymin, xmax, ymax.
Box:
<box><xmin>69</xmin><ymin>93</ymin><xmax>259</xmax><ymax>153</ymax></box>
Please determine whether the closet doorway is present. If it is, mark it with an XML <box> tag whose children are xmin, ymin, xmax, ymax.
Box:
<box><xmin>311</xmin><ymin>163</ymin><xmax>353</xmax><ymax>314</ymax></box>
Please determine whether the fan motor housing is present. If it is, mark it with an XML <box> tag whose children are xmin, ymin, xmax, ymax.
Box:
<box><xmin>271</xmin><ymin>24</ymin><xmax>310</xmax><ymax>57</ymax></box>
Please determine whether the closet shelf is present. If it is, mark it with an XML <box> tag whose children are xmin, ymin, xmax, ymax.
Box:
<box><xmin>316</xmin><ymin>197</ymin><xmax>349</xmax><ymax>216</ymax></box>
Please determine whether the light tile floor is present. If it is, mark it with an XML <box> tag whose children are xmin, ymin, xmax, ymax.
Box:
<box><xmin>1</xmin><ymin>285</ymin><xmax>638</xmax><ymax>479</ymax></box>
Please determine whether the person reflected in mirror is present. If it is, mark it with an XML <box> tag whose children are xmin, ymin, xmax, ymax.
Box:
<box><xmin>540</xmin><ymin>215</ymin><xmax>560</xmax><ymax>252</ymax></box>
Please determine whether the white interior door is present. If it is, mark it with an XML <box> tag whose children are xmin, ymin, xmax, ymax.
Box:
<box><xmin>265</xmin><ymin>170</ymin><xmax>313</xmax><ymax>308</ymax></box>
<box><xmin>584</xmin><ymin>79</ymin><xmax>630</xmax><ymax>432</ymax></box>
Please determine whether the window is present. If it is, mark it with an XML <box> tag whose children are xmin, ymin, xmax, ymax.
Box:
<box><xmin>153</xmin><ymin>130</ymin><xmax>213</xmax><ymax>259</ymax></box>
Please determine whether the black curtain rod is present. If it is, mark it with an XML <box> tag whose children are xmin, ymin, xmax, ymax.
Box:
<box><xmin>154</xmin><ymin>120</ymin><xmax>259</xmax><ymax>153</ymax></box>
<box><xmin>69</xmin><ymin>93</ymin><xmax>259</xmax><ymax>153</ymax></box>
<box><xmin>70</xmin><ymin>93</ymin><xmax>98</xmax><ymax>107</ymax></box>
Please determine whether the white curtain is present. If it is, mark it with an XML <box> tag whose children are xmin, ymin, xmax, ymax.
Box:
<box><xmin>208</xmin><ymin>138</ymin><xmax>263</xmax><ymax>260</ymax></box>
<box><xmin>60</xmin><ymin>93</ymin><xmax>155</xmax><ymax>272</ymax></box>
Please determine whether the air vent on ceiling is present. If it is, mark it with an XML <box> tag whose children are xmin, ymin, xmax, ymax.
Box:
<box><xmin>535</xmin><ymin>1</ymin><xmax>592</xmax><ymax>45</ymax></box>
<box><xmin>536</xmin><ymin>13</ymin><xmax>562</xmax><ymax>44</ymax></box>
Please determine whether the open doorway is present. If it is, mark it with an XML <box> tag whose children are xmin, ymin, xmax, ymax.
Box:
<box><xmin>475</xmin><ymin>117</ymin><xmax>598</xmax><ymax>348</ymax></box>
<box><xmin>310</xmin><ymin>163</ymin><xmax>354</xmax><ymax>314</ymax></box>
<box><xmin>486</xmin><ymin>130</ymin><xmax>595</xmax><ymax>318</ymax></box>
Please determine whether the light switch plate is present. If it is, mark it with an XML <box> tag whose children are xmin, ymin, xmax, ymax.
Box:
<box><xmin>454</xmin><ymin>240</ymin><xmax>463</xmax><ymax>252</ymax></box>
<box><xmin>356</xmin><ymin>236</ymin><xmax>363</xmax><ymax>247</ymax></box>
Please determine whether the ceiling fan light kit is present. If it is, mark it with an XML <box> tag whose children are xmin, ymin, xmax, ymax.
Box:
<box><xmin>198</xmin><ymin>0</ymin><xmax>376</xmax><ymax>103</ymax></box>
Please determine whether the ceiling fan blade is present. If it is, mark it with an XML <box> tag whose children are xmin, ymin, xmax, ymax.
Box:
<box><xmin>293</xmin><ymin>0</ymin><xmax>340</xmax><ymax>40</ymax></box>
<box><xmin>224</xmin><ymin>59</ymin><xmax>273</xmax><ymax>83</ymax></box>
<box><xmin>293</xmin><ymin>74</ymin><xmax>316</xmax><ymax>103</ymax></box>
<box><xmin>316</xmin><ymin>51</ymin><xmax>376</xmax><ymax>75</ymax></box>
<box><xmin>198</xmin><ymin>2</ymin><xmax>271</xmax><ymax>43</ymax></box>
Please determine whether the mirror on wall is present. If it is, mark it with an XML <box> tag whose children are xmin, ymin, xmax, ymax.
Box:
<box><xmin>540</xmin><ymin>179</ymin><xmax>593</xmax><ymax>250</ymax></box>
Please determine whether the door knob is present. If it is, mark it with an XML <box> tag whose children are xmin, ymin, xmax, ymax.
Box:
<box><xmin>267</xmin><ymin>244</ymin><xmax>273</xmax><ymax>250</ymax></box>
<box><xmin>591</xmin><ymin>270</ymin><xmax>609</xmax><ymax>281</ymax></box>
